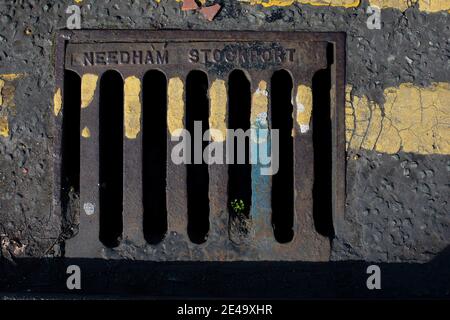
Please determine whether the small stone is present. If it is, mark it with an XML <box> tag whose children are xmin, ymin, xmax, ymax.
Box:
<box><xmin>409</xmin><ymin>161</ymin><xmax>418</xmax><ymax>168</ymax></box>
<box><xmin>403</xmin><ymin>168</ymin><xmax>410</xmax><ymax>177</ymax></box>
<box><xmin>200</xmin><ymin>4</ymin><xmax>221</xmax><ymax>21</ymax></box>
<box><xmin>182</xmin><ymin>0</ymin><xmax>199</xmax><ymax>11</ymax></box>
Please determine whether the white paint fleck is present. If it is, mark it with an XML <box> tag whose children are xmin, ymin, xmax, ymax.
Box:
<box><xmin>255</xmin><ymin>112</ymin><xmax>268</xmax><ymax>125</ymax></box>
<box><xmin>300</xmin><ymin>124</ymin><xmax>310</xmax><ymax>133</ymax></box>
<box><xmin>297</xmin><ymin>103</ymin><xmax>305</xmax><ymax>113</ymax></box>
<box><xmin>83</xmin><ymin>202</ymin><xmax>95</xmax><ymax>216</ymax></box>
<box><xmin>256</xmin><ymin>87</ymin><xmax>268</xmax><ymax>97</ymax></box>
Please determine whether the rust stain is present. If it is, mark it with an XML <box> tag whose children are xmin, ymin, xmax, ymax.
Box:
<box><xmin>124</xmin><ymin>76</ymin><xmax>142</xmax><ymax>139</ymax></box>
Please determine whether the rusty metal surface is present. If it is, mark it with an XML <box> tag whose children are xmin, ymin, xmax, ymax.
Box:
<box><xmin>54</xmin><ymin>30</ymin><xmax>346</xmax><ymax>261</ymax></box>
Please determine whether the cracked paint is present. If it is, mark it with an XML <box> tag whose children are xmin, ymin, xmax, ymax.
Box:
<box><xmin>370</xmin><ymin>0</ymin><xmax>450</xmax><ymax>13</ymax></box>
<box><xmin>239</xmin><ymin>0</ymin><xmax>360</xmax><ymax>8</ymax></box>
<box><xmin>163</xmin><ymin>0</ymin><xmax>450</xmax><ymax>12</ymax></box>
<box><xmin>168</xmin><ymin>77</ymin><xmax>185</xmax><ymax>136</ymax></box>
<box><xmin>0</xmin><ymin>73</ymin><xmax>26</xmax><ymax>81</ymax></box>
<box><xmin>171</xmin><ymin>0</ymin><xmax>207</xmax><ymax>4</ymax></box>
<box><xmin>0</xmin><ymin>74</ymin><xmax>25</xmax><ymax>137</ymax></box>
<box><xmin>346</xmin><ymin>82</ymin><xmax>450</xmax><ymax>155</ymax></box>
<box><xmin>251</xmin><ymin>80</ymin><xmax>269</xmax><ymax>124</ymax></box>
<box><xmin>209</xmin><ymin>79</ymin><xmax>227</xmax><ymax>142</ymax></box>
<box><xmin>124</xmin><ymin>76</ymin><xmax>142</xmax><ymax>139</ymax></box>
<box><xmin>0</xmin><ymin>116</ymin><xmax>8</xmax><ymax>137</ymax></box>
<box><xmin>0</xmin><ymin>82</ymin><xmax>16</xmax><ymax>109</ymax></box>
<box><xmin>81</xmin><ymin>74</ymin><xmax>98</xmax><ymax>109</ymax></box>
<box><xmin>296</xmin><ymin>85</ymin><xmax>313</xmax><ymax>134</ymax></box>
<box><xmin>53</xmin><ymin>88</ymin><xmax>62</xmax><ymax>116</ymax></box>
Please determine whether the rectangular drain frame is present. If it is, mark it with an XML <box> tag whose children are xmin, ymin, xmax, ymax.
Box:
<box><xmin>53</xmin><ymin>30</ymin><xmax>346</xmax><ymax>261</ymax></box>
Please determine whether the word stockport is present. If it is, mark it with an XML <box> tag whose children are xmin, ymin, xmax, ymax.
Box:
<box><xmin>189</xmin><ymin>47</ymin><xmax>297</xmax><ymax>65</ymax></box>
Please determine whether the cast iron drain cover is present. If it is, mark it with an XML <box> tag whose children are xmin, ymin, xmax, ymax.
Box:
<box><xmin>53</xmin><ymin>30</ymin><xmax>346</xmax><ymax>261</ymax></box>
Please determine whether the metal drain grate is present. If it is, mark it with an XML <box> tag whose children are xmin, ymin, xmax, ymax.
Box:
<box><xmin>54</xmin><ymin>31</ymin><xmax>346</xmax><ymax>261</ymax></box>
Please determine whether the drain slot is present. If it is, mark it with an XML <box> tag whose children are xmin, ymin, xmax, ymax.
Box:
<box><xmin>312</xmin><ymin>43</ymin><xmax>335</xmax><ymax>238</ymax></box>
<box><xmin>143</xmin><ymin>70</ymin><xmax>168</xmax><ymax>245</ymax></box>
<box><xmin>270</xmin><ymin>70</ymin><xmax>294</xmax><ymax>243</ymax></box>
<box><xmin>99</xmin><ymin>70</ymin><xmax>123</xmax><ymax>248</ymax></box>
<box><xmin>227</xmin><ymin>70</ymin><xmax>252</xmax><ymax>238</ymax></box>
<box><xmin>61</xmin><ymin>70</ymin><xmax>81</xmax><ymax>240</ymax></box>
<box><xmin>186</xmin><ymin>70</ymin><xmax>210</xmax><ymax>244</ymax></box>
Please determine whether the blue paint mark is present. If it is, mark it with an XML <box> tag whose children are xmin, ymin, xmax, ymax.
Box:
<box><xmin>250</xmin><ymin>115</ymin><xmax>272</xmax><ymax>234</ymax></box>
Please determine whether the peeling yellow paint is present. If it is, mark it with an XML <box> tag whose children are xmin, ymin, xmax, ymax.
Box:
<box><xmin>370</xmin><ymin>0</ymin><xmax>450</xmax><ymax>12</ymax></box>
<box><xmin>81</xmin><ymin>74</ymin><xmax>98</xmax><ymax>109</ymax></box>
<box><xmin>418</xmin><ymin>0</ymin><xmax>450</xmax><ymax>12</ymax></box>
<box><xmin>296</xmin><ymin>85</ymin><xmax>313</xmax><ymax>134</ymax></box>
<box><xmin>0</xmin><ymin>82</ymin><xmax>16</xmax><ymax>109</ymax></box>
<box><xmin>168</xmin><ymin>77</ymin><xmax>185</xmax><ymax>136</ymax></box>
<box><xmin>0</xmin><ymin>116</ymin><xmax>8</xmax><ymax>137</ymax></box>
<box><xmin>209</xmin><ymin>79</ymin><xmax>227</xmax><ymax>142</ymax></box>
<box><xmin>0</xmin><ymin>73</ymin><xmax>25</xmax><ymax>138</ymax></box>
<box><xmin>240</xmin><ymin>0</ymin><xmax>360</xmax><ymax>8</ymax></box>
<box><xmin>124</xmin><ymin>76</ymin><xmax>142</xmax><ymax>139</ymax></box>
<box><xmin>173</xmin><ymin>0</ymin><xmax>207</xmax><ymax>4</ymax></box>
<box><xmin>346</xmin><ymin>82</ymin><xmax>450</xmax><ymax>155</ymax></box>
<box><xmin>81</xmin><ymin>126</ymin><xmax>91</xmax><ymax>138</ymax></box>
<box><xmin>163</xmin><ymin>0</ymin><xmax>450</xmax><ymax>11</ymax></box>
<box><xmin>53</xmin><ymin>88</ymin><xmax>62</xmax><ymax>116</ymax></box>
<box><xmin>0</xmin><ymin>73</ymin><xmax>25</xmax><ymax>81</ymax></box>
<box><xmin>251</xmin><ymin>80</ymin><xmax>269</xmax><ymax>124</ymax></box>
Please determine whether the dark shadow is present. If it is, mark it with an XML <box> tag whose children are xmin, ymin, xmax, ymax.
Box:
<box><xmin>61</xmin><ymin>70</ymin><xmax>81</xmax><ymax>242</ymax></box>
<box><xmin>186</xmin><ymin>70</ymin><xmax>210</xmax><ymax>244</ymax></box>
<box><xmin>270</xmin><ymin>70</ymin><xmax>294</xmax><ymax>243</ymax></box>
<box><xmin>99</xmin><ymin>70</ymin><xmax>123</xmax><ymax>248</ymax></box>
<box><xmin>1</xmin><ymin>245</ymin><xmax>450</xmax><ymax>298</ymax></box>
<box><xmin>143</xmin><ymin>70</ymin><xmax>168</xmax><ymax>245</ymax></box>
<box><xmin>312</xmin><ymin>43</ymin><xmax>335</xmax><ymax>238</ymax></box>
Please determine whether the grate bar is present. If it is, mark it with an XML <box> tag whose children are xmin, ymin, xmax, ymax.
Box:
<box><xmin>66</xmin><ymin>72</ymin><xmax>102</xmax><ymax>257</ymax></box>
<box><xmin>122</xmin><ymin>71</ymin><xmax>145</xmax><ymax>246</ymax></box>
